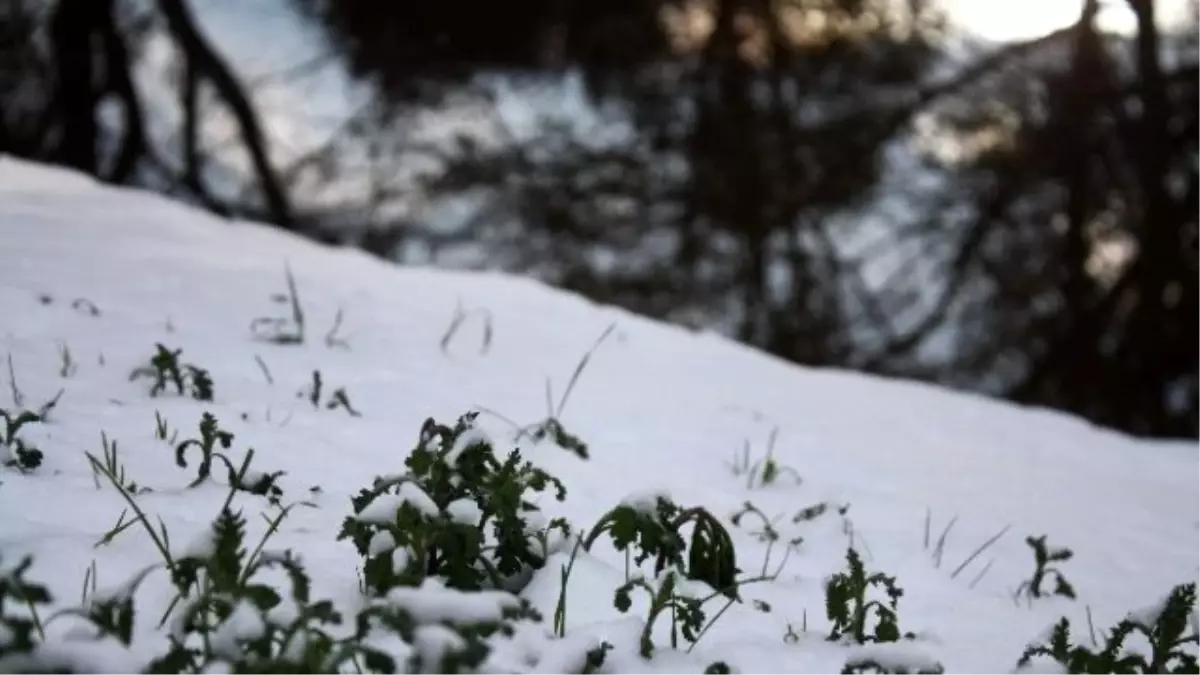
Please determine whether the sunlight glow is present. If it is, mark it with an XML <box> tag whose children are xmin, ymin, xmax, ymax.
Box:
<box><xmin>946</xmin><ymin>0</ymin><xmax>1139</xmax><ymax>42</ymax></box>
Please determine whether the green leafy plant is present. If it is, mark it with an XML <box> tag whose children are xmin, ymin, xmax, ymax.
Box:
<box><xmin>583</xmin><ymin>494</ymin><xmax>740</xmax><ymax>602</ymax></box>
<box><xmin>129</xmin><ymin>344</ymin><xmax>215</xmax><ymax>401</ymax></box>
<box><xmin>338</xmin><ymin>412</ymin><xmax>571</xmax><ymax>596</ymax></box>
<box><xmin>251</xmin><ymin>263</ymin><xmax>305</xmax><ymax>345</ymax></box>
<box><xmin>826</xmin><ymin>548</ymin><xmax>911</xmax><ymax>644</ymax></box>
<box><xmin>173</xmin><ymin>413</ymin><xmax>284</xmax><ymax>502</ymax></box>
<box><xmin>0</xmin><ymin>553</ymin><xmax>51</xmax><ymax>663</ymax></box>
<box><xmin>1015</xmin><ymin>535</ymin><xmax>1076</xmax><ymax>601</ymax></box>
<box><xmin>614</xmin><ymin>567</ymin><xmax>707</xmax><ymax>658</ymax></box>
<box><xmin>0</xmin><ymin>407</ymin><xmax>43</xmax><ymax>472</ymax></box>
<box><xmin>1018</xmin><ymin>582</ymin><xmax>1199</xmax><ymax>673</ymax></box>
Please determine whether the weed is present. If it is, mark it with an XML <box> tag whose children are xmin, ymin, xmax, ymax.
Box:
<box><xmin>1018</xmin><ymin>582</ymin><xmax>1198</xmax><ymax>673</ymax></box>
<box><xmin>58</xmin><ymin>342</ymin><xmax>76</xmax><ymax>378</ymax></box>
<box><xmin>0</xmin><ymin>553</ymin><xmax>51</xmax><ymax>660</ymax></box>
<box><xmin>154</xmin><ymin>410</ymin><xmax>179</xmax><ymax>444</ymax></box>
<box><xmin>129</xmin><ymin>344</ymin><xmax>214</xmax><ymax>401</ymax></box>
<box><xmin>325</xmin><ymin>306</ymin><xmax>350</xmax><ymax>349</ymax></box>
<box><xmin>482</xmin><ymin>324</ymin><xmax>616</xmax><ymax>460</ymax></box>
<box><xmin>0</xmin><ymin>407</ymin><xmax>44</xmax><ymax>472</ymax></box>
<box><xmin>726</xmin><ymin>427</ymin><xmax>802</xmax><ymax>489</ymax></box>
<box><xmin>253</xmin><ymin>354</ymin><xmax>274</xmax><ymax>385</ymax></box>
<box><xmin>441</xmin><ymin>300</ymin><xmax>494</xmax><ymax>356</ymax></box>
<box><xmin>299</xmin><ymin>370</ymin><xmax>362</xmax><ymax>417</ymax></box>
<box><xmin>6</xmin><ymin>354</ymin><xmax>22</xmax><ymax>407</ymax></box>
<box><xmin>614</xmin><ymin>567</ymin><xmax>706</xmax><ymax>658</ymax></box>
<box><xmin>1015</xmin><ymin>535</ymin><xmax>1076</xmax><ymax>602</ymax></box>
<box><xmin>730</xmin><ymin>502</ymin><xmax>805</xmax><ymax>578</ymax></box>
<box><xmin>923</xmin><ymin>509</ymin><xmax>1009</xmax><ymax>583</ymax></box>
<box><xmin>88</xmin><ymin>432</ymin><xmax>150</xmax><ymax>496</ymax></box>
<box><xmin>70</xmin><ymin>297</ymin><xmax>101</xmax><ymax>316</ymax></box>
<box><xmin>251</xmin><ymin>263</ymin><xmax>305</xmax><ymax>345</ymax></box>
<box><xmin>172</xmin><ymin>413</ymin><xmax>284</xmax><ymax>502</ymax></box>
<box><xmin>826</xmin><ymin>548</ymin><xmax>912</xmax><ymax>644</ymax></box>
<box><xmin>553</xmin><ymin>533</ymin><xmax>586</xmax><ymax>637</ymax></box>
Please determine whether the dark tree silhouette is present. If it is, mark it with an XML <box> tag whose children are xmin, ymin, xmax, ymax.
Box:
<box><xmin>917</xmin><ymin>0</ymin><xmax>1197</xmax><ymax>436</ymax></box>
<box><xmin>1</xmin><ymin>0</ymin><xmax>295</xmax><ymax>229</ymax></box>
<box><xmin>295</xmin><ymin>0</ymin><xmax>949</xmax><ymax>366</ymax></box>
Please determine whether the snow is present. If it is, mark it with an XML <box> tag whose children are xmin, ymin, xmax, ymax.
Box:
<box><xmin>356</xmin><ymin>482</ymin><xmax>441</xmax><ymax>522</ymax></box>
<box><xmin>0</xmin><ymin>157</ymin><xmax>1196</xmax><ymax>673</ymax></box>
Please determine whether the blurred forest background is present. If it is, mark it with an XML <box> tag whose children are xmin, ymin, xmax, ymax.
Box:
<box><xmin>1</xmin><ymin>0</ymin><xmax>1196</xmax><ymax>439</ymax></box>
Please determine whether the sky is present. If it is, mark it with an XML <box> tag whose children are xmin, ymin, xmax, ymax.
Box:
<box><xmin>946</xmin><ymin>0</ymin><xmax>1146</xmax><ymax>42</ymax></box>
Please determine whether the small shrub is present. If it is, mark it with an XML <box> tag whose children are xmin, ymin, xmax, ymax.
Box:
<box><xmin>338</xmin><ymin>412</ymin><xmax>571</xmax><ymax>596</ymax></box>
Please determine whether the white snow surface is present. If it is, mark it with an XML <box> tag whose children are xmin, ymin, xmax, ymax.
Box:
<box><xmin>0</xmin><ymin>157</ymin><xmax>1196</xmax><ymax>673</ymax></box>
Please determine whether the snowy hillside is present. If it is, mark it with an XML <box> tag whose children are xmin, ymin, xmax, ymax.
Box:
<box><xmin>0</xmin><ymin>156</ymin><xmax>1196</xmax><ymax>674</ymax></box>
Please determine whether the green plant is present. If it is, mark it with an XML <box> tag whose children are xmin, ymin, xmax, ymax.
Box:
<box><xmin>1018</xmin><ymin>583</ymin><xmax>1198</xmax><ymax>673</ymax></box>
<box><xmin>0</xmin><ymin>407</ymin><xmax>43</xmax><ymax>472</ymax></box>
<box><xmin>614</xmin><ymin>567</ymin><xmax>707</xmax><ymax>658</ymax></box>
<box><xmin>338</xmin><ymin>412</ymin><xmax>571</xmax><ymax>596</ymax></box>
<box><xmin>129</xmin><ymin>344</ymin><xmax>215</xmax><ymax>401</ymax></box>
<box><xmin>583</xmin><ymin>494</ymin><xmax>740</xmax><ymax>602</ymax></box>
<box><xmin>553</xmin><ymin>533</ymin><xmax>586</xmax><ymax>638</ymax></box>
<box><xmin>825</xmin><ymin>548</ymin><xmax>911</xmax><ymax>644</ymax></box>
<box><xmin>173</xmin><ymin>413</ymin><xmax>284</xmax><ymax>502</ymax></box>
<box><xmin>0</xmin><ymin>553</ymin><xmax>51</xmax><ymax>662</ymax></box>
<box><xmin>1015</xmin><ymin>535</ymin><xmax>1076</xmax><ymax>601</ymax></box>
<box><xmin>88</xmin><ymin>432</ymin><xmax>150</xmax><ymax>496</ymax></box>
<box><xmin>483</xmin><ymin>324</ymin><xmax>616</xmax><ymax>460</ymax></box>
<box><xmin>251</xmin><ymin>263</ymin><xmax>305</xmax><ymax>345</ymax></box>
<box><xmin>730</xmin><ymin>502</ymin><xmax>804</xmax><ymax>578</ymax></box>
<box><xmin>299</xmin><ymin>370</ymin><xmax>362</xmax><ymax>417</ymax></box>
<box><xmin>154</xmin><ymin>410</ymin><xmax>179</xmax><ymax>444</ymax></box>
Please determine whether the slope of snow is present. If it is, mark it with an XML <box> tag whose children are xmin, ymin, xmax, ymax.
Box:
<box><xmin>0</xmin><ymin>156</ymin><xmax>1195</xmax><ymax>673</ymax></box>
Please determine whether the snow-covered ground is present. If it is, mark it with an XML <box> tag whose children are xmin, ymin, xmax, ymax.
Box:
<box><xmin>0</xmin><ymin>157</ymin><xmax>1195</xmax><ymax>673</ymax></box>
